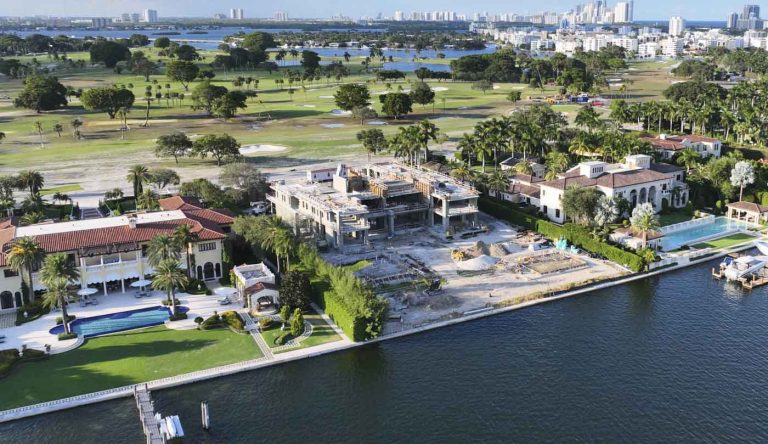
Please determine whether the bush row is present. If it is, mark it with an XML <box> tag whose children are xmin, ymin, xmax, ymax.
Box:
<box><xmin>199</xmin><ymin>310</ymin><xmax>244</xmax><ymax>331</ymax></box>
<box><xmin>0</xmin><ymin>348</ymin><xmax>48</xmax><ymax>379</ymax></box>
<box><xmin>479</xmin><ymin>197</ymin><xmax>646</xmax><ymax>272</ymax></box>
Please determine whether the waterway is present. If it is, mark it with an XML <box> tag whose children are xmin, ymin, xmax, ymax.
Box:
<box><xmin>3</xmin><ymin>256</ymin><xmax>768</xmax><ymax>442</ymax></box>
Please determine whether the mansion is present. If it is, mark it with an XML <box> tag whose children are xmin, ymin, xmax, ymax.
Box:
<box><xmin>0</xmin><ymin>196</ymin><xmax>234</xmax><ymax>313</ymax></box>
<box><xmin>641</xmin><ymin>134</ymin><xmax>722</xmax><ymax>160</ymax></box>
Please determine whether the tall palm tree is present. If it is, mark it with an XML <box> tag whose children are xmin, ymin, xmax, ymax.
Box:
<box><xmin>126</xmin><ymin>165</ymin><xmax>150</xmax><ymax>198</ymax></box>
<box><xmin>487</xmin><ymin>170</ymin><xmax>510</xmax><ymax>198</ymax></box>
<box><xmin>173</xmin><ymin>224</ymin><xmax>198</xmax><ymax>277</ymax></box>
<box><xmin>16</xmin><ymin>170</ymin><xmax>44</xmax><ymax>199</ymax></box>
<box><xmin>39</xmin><ymin>253</ymin><xmax>79</xmax><ymax>335</ymax></box>
<box><xmin>6</xmin><ymin>237</ymin><xmax>45</xmax><ymax>301</ymax></box>
<box><xmin>70</xmin><ymin>118</ymin><xmax>83</xmax><ymax>140</ymax></box>
<box><xmin>677</xmin><ymin>148</ymin><xmax>701</xmax><ymax>174</ymax></box>
<box><xmin>152</xmin><ymin>259</ymin><xmax>188</xmax><ymax>312</ymax></box>
<box><xmin>414</xmin><ymin>119</ymin><xmax>439</xmax><ymax>163</ymax></box>
<box><xmin>474</xmin><ymin>140</ymin><xmax>493</xmax><ymax>173</ymax></box>
<box><xmin>630</xmin><ymin>203</ymin><xmax>660</xmax><ymax>249</ymax></box>
<box><xmin>34</xmin><ymin>120</ymin><xmax>45</xmax><ymax>148</ymax></box>
<box><xmin>147</xmin><ymin>234</ymin><xmax>181</xmax><ymax>268</ymax></box>
<box><xmin>450</xmin><ymin>164</ymin><xmax>472</xmax><ymax>183</ymax></box>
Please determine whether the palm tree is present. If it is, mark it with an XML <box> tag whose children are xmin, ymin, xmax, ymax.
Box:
<box><xmin>677</xmin><ymin>148</ymin><xmax>701</xmax><ymax>174</ymax></box>
<box><xmin>259</xmin><ymin>216</ymin><xmax>294</xmax><ymax>273</ymax></box>
<box><xmin>152</xmin><ymin>259</ymin><xmax>188</xmax><ymax>312</ymax></box>
<box><xmin>147</xmin><ymin>234</ymin><xmax>181</xmax><ymax>268</ymax></box>
<box><xmin>34</xmin><ymin>120</ymin><xmax>45</xmax><ymax>148</ymax></box>
<box><xmin>414</xmin><ymin>119</ymin><xmax>439</xmax><ymax>163</ymax></box>
<box><xmin>450</xmin><ymin>164</ymin><xmax>472</xmax><ymax>183</ymax></box>
<box><xmin>53</xmin><ymin>123</ymin><xmax>63</xmax><ymax>138</ymax></box>
<box><xmin>16</xmin><ymin>170</ymin><xmax>44</xmax><ymax>199</ymax></box>
<box><xmin>70</xmin><ymin>118</ymin><xmax>83</xmax><ymax>140</ymax></box>
<box><xmin>39</xmin><ymin>253</ymin><xmax>79</xmax><ymax>335</ymax></box>
<box><xmin>126</xmin><ymin>164</ymin><xmax>149</xmax><ymax>198</ymax></box>
<box><xmin>630</xmin><ymin>203</ymin><xmax>660</xmax><ymax>249</ymax></box>
<box><xmin>173</xmin><ymin>224</ymin><xmax>198</xmax><ymax>277</ymax></box>
<box><xmin>474</xmin><ymin>140</ymin><xmax>493</xmax><ymax>173</ymax></box>
<box><xmin>513</xmin><ymin>161</ymin><xmax>534</xmax><ymax>175</ymax></box>
<box><xmin>575</xmin><ymin>105</ymin><xmax>602</xmax><ymax>133</ymax></box>
<box><xmin>487</xmin><ymin>170</ymin><xmax>510</xmax><ymax>198</ymax></box>
<box><xmin>6</xmin><ymin>237</ymin><xmax>45</xmax><ymax>301</ymax></box>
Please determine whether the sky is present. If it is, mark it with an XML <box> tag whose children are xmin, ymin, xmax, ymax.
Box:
<box><xmin>0</xmin><ymin>0</ymin><xmax>755</xmax><ymax>21</ymax></box>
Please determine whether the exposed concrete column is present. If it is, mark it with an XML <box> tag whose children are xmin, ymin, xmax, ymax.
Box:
<box><xmin>388</xmin><ymin>210</ymin><xmax>395</xmax><ymax>236</ymax></box>
<box><xmin>442</xmin><ymin>199</ymin><xmax>449</xmax><ymax>230</ymax></box>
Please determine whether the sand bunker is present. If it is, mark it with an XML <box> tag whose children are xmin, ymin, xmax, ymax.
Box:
<box><xmin>431</xmin><ymin>86</ymin><xmax>449</xmax><ymax>92</ymax></box>
<box><xmin>321</xmin><ymin>123</ymin><xmax>345</xmax><ymax>128</ymax></box>
<box><xmin>368</xmin><ymin>121</ymin><xmax>388</xmax><ymax>125</ymax></box>
<box><xmin>299</xmin><ymin>104</ymin><xmax>317</xmax><ymax>108</ymax></box>
<box><xmin>329</xmin><ymin>109</ymin><xmax>352</xmax><ymax>116</ymax></box>
<box><xmin>319</xmin><ymin>95</ymin><xmax>334</xmax><ymax>99</ymax></box>
<box><xmin>239</xmin><ymin>144</ymin><xmax>288</xmax><ymax>155</ymax></box>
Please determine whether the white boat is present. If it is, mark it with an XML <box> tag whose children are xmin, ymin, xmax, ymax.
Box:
<box><xmin>754</xmin><ymin>240</ymin><xmax>768</xmax><ymax>256</ymax></box>
<box><xmin>723</xmin><ymin>255</ymin><xmax>768</xmax><ymax>281</ymax></box>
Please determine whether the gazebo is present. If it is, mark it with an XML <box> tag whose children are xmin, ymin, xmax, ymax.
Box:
<box><xmin>244</xmin><ymin>282</ymin><xmax>279</xmax><ymax>314</ymax></box>
<box><xmin>726</xmin><ymin>201</ymin><xmax>768</xmax><ymax>224</ymax></box>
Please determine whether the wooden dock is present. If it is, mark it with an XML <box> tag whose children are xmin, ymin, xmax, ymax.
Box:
<box><xmin>134</xmin><ymin>384</ymin><xmax>164</xmax><ymax>444</ymax></box>
<box><xmin>741</xmin><ymin>274</ymin><xmax>768</xmax><ymax>290</ymax></box>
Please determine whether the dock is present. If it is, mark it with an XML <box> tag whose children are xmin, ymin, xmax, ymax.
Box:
<box><xmin>133</xmin><ymin>384</ymin><xmax>164</xmax><ymax>444</ymax></box>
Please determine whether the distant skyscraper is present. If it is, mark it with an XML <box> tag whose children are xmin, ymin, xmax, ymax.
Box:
<box><xmin>727</xmin><ymin>12</ymin><xmax>739</xmax><ymax>28</ymax></box>
<box><xmin>274</xmin><ymin>11</ymin><xmax>288</xmax><ymax>21</ymax></box>
<box><xmin>230</xmin><ymin>8</ymin><xmax>244</xmax><ymax>20</ymax></box>
<box><xmin>614</xmin><ymin>2</ymin><xmax>630</xmax><ymax>23</ymax></box>
<box><xmin>143</xmin><ymin>9</ymin><xmax>158</xmax><ymax>23</ymax></box>
<box><xmin>394</xmin><ymin>10</ymin><xmax>404</xmax><ymax>21</ymax></box>
<box><xmin>130</xmin><ymin>13</ymin><xmax>140</xmax><ymax>23</ymax></box>
<box><xmin>742</xmin><ymin>4</ymin><xmax>760</xmax><ymax>19</ymax></box>
<box><xmin>669</xmin><ymin>16</ymin><xmax>685</xmax><ymax>36</ymax></box>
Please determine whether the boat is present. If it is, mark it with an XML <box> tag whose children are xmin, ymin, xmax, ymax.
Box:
<box><xmin>723</xmin><ymin>255</ymin><xmax>768</xmax><ymax>281</ymax></box>
<box><xmin>157</xmin><ymin>413</ymin><xmax>185</xmax><ymax>439</ymax></box>
<box><xmin>754</xmin><ymin>240</ymin><xmax>768</xmax><ymax>256</ymax></box>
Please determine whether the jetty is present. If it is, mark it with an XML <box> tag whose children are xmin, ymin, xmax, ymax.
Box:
<box><xmin>133</xmin><ymin>384</ymin><xmax>164</xmax><ymax>444</ymax></box>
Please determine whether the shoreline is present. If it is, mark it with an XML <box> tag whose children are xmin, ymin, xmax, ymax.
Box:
<box><xmin>0</xmin><ymin>241</ymin><xmax>754</xmax><ymax>424</ymax></box>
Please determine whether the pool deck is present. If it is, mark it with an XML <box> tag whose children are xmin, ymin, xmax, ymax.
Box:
<box><xmin>2</xmin><ymin>289</ymin><xmax>227</xmax><ymax>353</ymax></box>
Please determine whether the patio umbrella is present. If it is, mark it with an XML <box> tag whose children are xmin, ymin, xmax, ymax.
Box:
<box><xmin>77</xmin><ymin>288</ymin><xmax>99</xmax><ymax>296</ymax></box>
<box><xmin>130</xmin><ymin>279</ymin><xmax>153</xmax><ymax>288</ymax></box>
<box><xmin>214</xmin><ymin>287</ymin><xmax>238</xmax><ymax>296</ymax></box>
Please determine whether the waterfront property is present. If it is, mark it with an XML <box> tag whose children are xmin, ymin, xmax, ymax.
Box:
<box><xmin>726</xmin><ymin>201</ymin><xmax>768</xmax><ymax>224</ymax></box>
<box><xmin>0</xmin><ymin>196</ymin><xmax>234</xmax><ymax>313</ymax></box>
<box><xmin>232</xmin><ymin>263</ymin><xmax>278</xmax><ymax>313</ymax></box>
<box><xmin>269</xmin><ymin>163</ymin><xmax>480</xmax><ymax>248</ymax></box>
<box><xmin>640</xmin><ymin>134</ymin><xmax>722</xmax><ymax>160</ymax></box>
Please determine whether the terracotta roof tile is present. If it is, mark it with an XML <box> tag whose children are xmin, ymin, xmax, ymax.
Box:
<box><xmin>727</xmin><ymin>201</ymin><xmax>768</xmax><ymax>213</ymax></box>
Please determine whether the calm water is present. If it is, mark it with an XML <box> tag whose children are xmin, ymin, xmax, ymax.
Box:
<box><xmin>4</xmin><ymin>256</ymin><xmax>768</xmax><ymax>442</ymax></box>
<box><xmin>661</xmin><ymin>217</ymin><xmax>756</xmax><ymax>250</ymax></box>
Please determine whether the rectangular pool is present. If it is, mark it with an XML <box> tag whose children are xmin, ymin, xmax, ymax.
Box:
<box><xmin>661</xmin><ymin>217</ymin><xmax>756</xmax><ymax>251</ymax></box>
<box><xmin>50</xmin><ymin>306</ymin><xmax>188</xmax><ymax>338</ymax></box>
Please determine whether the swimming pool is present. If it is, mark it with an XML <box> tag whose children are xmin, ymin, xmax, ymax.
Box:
<box><xmin>661</xmin><ymin>217</ymin><xmax>756</xmax><ymax>251</ymax></box>
<box><xmin>49</xmin><ymin>306</ymin><xmax>189</xmax><ymax>338</ymax></box>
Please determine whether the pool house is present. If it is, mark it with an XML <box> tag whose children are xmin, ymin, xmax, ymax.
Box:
<box><xmin>726</xmin><ymin>201</ymin><xmax>768</xmax><ymax>225</ymax></box>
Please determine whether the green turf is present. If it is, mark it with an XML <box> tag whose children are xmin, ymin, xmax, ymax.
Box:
<box><xmin>0</xmin><ymin>325</ymin><xmax>261</xmax><ymax>410</ymax></box>
<box><xmin>260</xmin><ymin>310</ymin><xmax>341</xmax><ymax>352</ymax></box>
<box><xmin>39</xmin><ymin>184</ymin><xmax>82</xmax><ymax>196</ymax></box>
<box><xmin>691</xmin><ymin>233</ymin><xmax>757</xmax><ymax>249</ymax></box>
<box><xmin>658</xmin><ymin>211</ymin><xmax>696</xmax><ymax>227</ymax></box>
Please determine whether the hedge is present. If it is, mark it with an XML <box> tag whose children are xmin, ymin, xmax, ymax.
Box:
<box><xmin>479</xmin><ymin>197</ymin><xmax>646</xmax><ymax>272</ymax></box>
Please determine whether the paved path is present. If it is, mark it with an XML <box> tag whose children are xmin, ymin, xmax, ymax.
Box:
<box><xmin>239</xmin><ymin>310</ymin><xmax>273</xmax><ymax>360</ymax></box>
<box><xmin>134</xmin><ymin>384</ymin><xmax>163</xmax><ymax>444</ymax></box>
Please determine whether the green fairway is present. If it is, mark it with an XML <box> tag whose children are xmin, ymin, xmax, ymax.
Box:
<box><xmin>691</xmin><ymin>233</ymin><xmax>757</xmax><ymax>249</ymax></box>
<box><xmin>0</xmin><ymin>326</ymin><xmax>261</xmax><ymax>410</ymax></box>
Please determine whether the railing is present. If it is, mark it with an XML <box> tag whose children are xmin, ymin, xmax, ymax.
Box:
<box><xmin>660</xmin><ymin>215</ymin><xmax>715</xmax><ymax>234</ymax></box>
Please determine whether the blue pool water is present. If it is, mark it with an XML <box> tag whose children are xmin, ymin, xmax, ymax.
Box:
<box><xmin>661</xmin><ymin>217</ymin><xmax>755</xmax><ymax>250</ymax></box>
<box><xmin>49</xmin><ymin>306</ymin><xmax>189</xmax><ymax>338</ymax></box>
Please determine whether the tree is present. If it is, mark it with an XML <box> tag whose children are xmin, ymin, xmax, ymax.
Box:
<box><xmin>730</xmin><ymin>160</ymin><xmax>755</xmax><ymax>201</ymax></box>
<box><xmin>575</xmin><ymin>105</ymin><xmax>602</xmax><ymax>133</ymax></box>
<box><xmin>242</xmin><ymin>32</ymin><xmax>275</xmax><ymax>52</ymax></box>
<box><xmin>414</xmin><ymin>119</ymin><xmax>439</xmax><ymax>162</ymax></box>
<box><xmin>676</xmin><ymin>147</ymin><xmax>701</xmax><ymax>174</ymax></box>
<box><xmin>131</xmin><ymin>57</ymin><xmax>158</xmax><ymax>81</ymax></box>
<box><xmin>173</xmin><ymin>224</ymin><xmax>198</xmax><ymax>278</ymax></box>
<box><xmin>352</xmin><ymin>106</ymin><xmax>377</xmax><ymax>125</ymax></box>
<box><xmin>190</xmin><ymin>81</ymin><xmax>228</xmax><ymax>116</ymax></box>
<box><xmin>280</xmin><ymin>304</ymin><xmax>291</xmax><ymax>324</ymax></box>
<box><xmin>166</xmin><ymin>60</ymin><xmax>200</xmax><ymax>91</ymax></box>
<box><xmin>80</xmin><ymin>87</ymin><xmax>135</xmax><ymax>119</ymax></box>
<box><xmin>219</xmin><ymin>163</ymin><xmax>269</xmax><ymax>201</ymax></box>
<box><xmin>630</xmin><ymin>202</ymin><xmax>660</xmax><ymax>249</ymax></box>
<box><xmin>506</xmin><ymin>90</ymin><xmax>522</xmax><ymax>103</ymax></box>
<box><xmin>155</xmin><ymin>132</ymin><xmax>192</xmax><ymax>163</ymax></box>
<box><xmin>6</xmin><ymin>237</ymin><xmax>44</xmax><ymax>301</ymax></box>
<box><xmin>137</xmin><ymin>189</ymin><xmax>159</xmax><ymax>210</ymax></box>
<box><xmin>333</xmin><ymin>83</ymin><xmax>370</xmax><ymax>111</ymax></box>
<box><xmin>70</xmin><ymin>118</ymin><xmax>83</xmax><ymax>140</ymax></box>
<box><xmin>380</xmin><ymin>93</ymin><xmax>412</xmax><ymax>119</ymax></box>
<box><xmin>213</xmin><ymin>91</ymin><xmax>248</xmax><ymax>119</ymax></box>
<box><xmin>154</xmin><ymin>37</ymin><xmax>171</xmax><ymax>49</ymax></box>
<box><xmin>147</xmin><ymin>234</ymin><xmax>181</xmax><ymax>268</ymax></box>
<box><xmin>471</xmin><ymin>80</ymin><xmax>493</xmax><ymax>94</ymax></box>
<box><xmin>487</xmin><ymin>170</ymin><xmax>510</xmax><ymax>197</ymax></box>
<box><xmin>17</xmin><ymin>169</ymin><xmax>44</xmax><ymax>198</ymax></box>
<box><xmin>279</xmin><ymin>271</ymin><xmax>311</xmax><ymax>310</ymax></box>
<box><xmin>129</xmin><ymin>34</ymin><xmax>150</xmax><ymax>47</ymax></box>
<box><xmin>174</xmin><ymin>44</ymin><xmax>199</xmax><ymax>61</ymax></box>
<box><xmin>410</xmin><ymin>81</ymin><xmax>435</xmax><ymax>108</ymax></box>
<box><xmin>152</xmin><ymin>258</ymin><xmax>188</xmax><ymax>312</ymax></box>
<box><xmin>147</xmin><ymin>168</ymin><xmax>180</xmax><ymax>190</ymax></box>
<box><xmin>191</xmin><ymin>134</ymin><xmax>242</xmax><ymax>166</ymax></box>
<box><xmin>562</xmin><ymin>186</ymin><xmax>603</xmax><ymax>226</ymax></box>
<box><xmin>89</xmin><ymin>40</ymin><xmax>130</xmax><ymax>68</ymax></box>
<box><xmin>357</xmin><ymin>128</ymin><xmax>387</xmax><ymax>162</ymax></box>
<box><xmin>126</xmin><ymin>164</ymin><xmax>150</xmax><ymax>198</ymax></box>
<box><xmin>52</xmin><ymin>123</ymin><xmax>63</xmax><ymax>138</ymax></box>
<box><xmin>13</xmin><ymin>75</ymin><xmax>68</xmax><ymax>112</ymax></box>
<box><xmin>300</xmin><ymin>50</ymin><xmax>321</xmax><ymax>73</ymax></box>
<box><xmin>39</xmin><ymin>253</ymin><xmax>79</xmax><ymax>335</ymax></box>
<box><xmin>291</xmin><ymin>307</ymin><xmax>305</xmax><ymax>337</ymax></box>
<box><xmin>594</xmin><ymin>195</ymin><xmax>620</xmax><ymax>227</ymax></box>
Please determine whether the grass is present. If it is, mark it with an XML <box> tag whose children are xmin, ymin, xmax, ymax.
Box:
<box><xmin>658</xmin><ymin>210</ymin><xmax>696</xmax><ymax>226</ymax></box>
<box><xmin>39</xmin><ymin>184</ymin><xmax>82</xmax><ymax>196</ymax></box>
<box><xmin>260</xmin><ymin>309</ymin><xmax>341</xmax><ymax>352</ymax></box>
<box><xmin>691</xmin><ymin>232</ymin><xmax>757</xmax><ymax>249</ymax></box>
<box><xmin>0</xmin><ymin>325</ymin><xmax>261</xmax><ymax>410</ymax></box>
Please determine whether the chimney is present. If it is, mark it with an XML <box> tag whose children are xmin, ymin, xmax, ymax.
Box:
<box><xmin>127</xmin><ymin>215</ymin><xmax>137</xmax><ymax>229</ymax></box>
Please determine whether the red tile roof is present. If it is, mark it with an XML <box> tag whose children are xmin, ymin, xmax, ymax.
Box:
<box><xmin>158</xmin><ymin>195</ymin><xmax>203</xmax><ymax>211</ymax></box>
<box><xmin>539</xmin><ymin>168</ymin><xmax>671</xmax><ymax>190</ymax></box>
<box><xmin>244</xmin><ymin>282</ymin><xmax>278</xmax><ymax>294</ymax></box>
<box><xmin>727</xmin><ymin>201</ymin><xmax>768</xmax><ymax>213</ymax></box>
<box><xmin>158</xmin><ymin>196</ymin><xmax>235</xmax><ymax>226</ymax></box>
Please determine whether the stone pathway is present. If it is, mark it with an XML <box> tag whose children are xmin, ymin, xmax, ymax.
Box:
<box><xmin>239</xmin><ymin>310</ymin><xmax>273</xmax><ymax>360</ymax></box>
<box><xmin>79</xmin><ymin>207</ymin><xmax>103</xmax><ymax>219</ymax></box>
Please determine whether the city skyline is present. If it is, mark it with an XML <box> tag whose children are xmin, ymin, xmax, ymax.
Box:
<box><xmin>0</xmin><ymin>0</ymin><xmax>758</xmax><ymax>21</ymax></box>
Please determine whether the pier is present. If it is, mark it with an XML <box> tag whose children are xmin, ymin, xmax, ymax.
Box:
<box><xmin>712</xmin><ymin>252</ymin><xmax>768</xmax><ymax>290</ymax></box>
<box><xmin>134</xmin><ymin>384</ymin><xmax>164</xmax><ymax>444</ymax></box>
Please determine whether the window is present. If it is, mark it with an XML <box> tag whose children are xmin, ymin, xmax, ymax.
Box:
<box><xmin>198</xmin><ymin>242</ymin><xmax>217</xmax><ymax>252</ymax></box>
<box><xmin>555</xmin><ymin>209</ymin><xmax>561</xmax><ymax>218</ymax></box>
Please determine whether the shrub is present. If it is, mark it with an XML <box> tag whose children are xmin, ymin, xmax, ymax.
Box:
<box><xmin>220</xmin><ymin>310</ymin><xmax>245</xmax><ymax>331</ymax></box>
<box><xmin>55</xmin><ymin>315</ymin><xmax>76</xmax><ymax>325</ymax></box>
<box><xmin>184</xmin><ymin>278</ymin><xmax>208</xmax><ymax>295</ymax></box>
<box><xmin>279</xmin><ymin>305</ymin><xmax>291</xmax><ymax>323</ymax></box>
<box><xmin>275</xmin><ymin>331</ymin><xmax>292</xmax><ymax>346</ymax></box>
<box><xmin>290</xmin><ymin>308</ymin><xmax>304</xmax><ymax>336</ymax></box>
<box><xmin>58</xmin><ymin>332</ymin><xmax>77</xmax><ymax>341</ymax></box>
<box><xmin>201</xmin><ymin>313</ymin><xmax>222</xmax><ymax>330</ymax></box>
<box><xmin>194</xmin><ymin>316</ymin><xmax>204</xmax><ymax>325</ymax></box>
<box><xmin>258</xmin><ymin>317</ymin><xmax>274</xmax><ymax>329</ymax></box>
<box><xmin>169</xmin><ymin>311</ymin><xmax>188</xmax><ymax>321</ymax></box>
<box><xmin>161</xmin><ymin>298</ymin><xmax>181</xmax><ymax>306</ymax></box>
<box><xmin>15</xmin><ymin>299</ymin><xmax>49</xmax><ymax>326</ymax></box>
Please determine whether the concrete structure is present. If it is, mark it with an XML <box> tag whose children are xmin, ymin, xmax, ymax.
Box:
<box><xmin>534</xmin><ymin>155</ymin><xmax>688</xmax><ymax>224</ymax></box>
<box><xmin>142</xmin><ymin>9</ymin><xmax>158</xmax><ymax>23</ymax></box>
<box><xmin>0</xmin><ymin>197</ymin><xmax>233</xmax><ymax>313</ymax></box>
<box><xmin>268</xmin><ymin>163</ymin><xmax>479</xmax><ymax>248</ymax></box>
<box><xmin>641</xmin><ymin>134</ymin><xmax>722</xmax><ymax>160</ymax></box>
<box><xmin>232</xmin><ymin>263</ymin><xmax>278</xmax><ymax>310</ymax></box>
<box><xmin>669</xmin><ymin>16</ymin><xmax>686</xmax><ymax>37</ymax></box>
<box><xmin>230</xmin><ymin>8</ymin><xmax>244</xmax><ymax>20</ymax></box>
<box><xmin>726</xmin><ymin>201</ymin><xmax>768</xmax><ymax>224</ymax></box>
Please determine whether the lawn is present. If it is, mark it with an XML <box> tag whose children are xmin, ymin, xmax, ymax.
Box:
<box><xmin>0</xmin><ymin>325</ymin><xmax>261</xmax><ymax>410</ymax></box>
<box><xmin>260</xmin><ymin>310</ymin><xmax>341</xmax><ymax>353</ymax></box>
<box><xmin>691</xmin><ymin>233</ymin><xmax>757</xmax><ymax>249</ymax></box>
<box><xmin>658</xmin><ymin>211</ymin><xmax>696</xmax><ymax>226</ymax></box>
<box><xmin>39</xmin><ymin>184</ymin><xmax>83</xmax><ymax>196</ymax></box>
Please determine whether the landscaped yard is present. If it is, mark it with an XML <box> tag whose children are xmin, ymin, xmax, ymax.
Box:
<box><xmin>658</xmin><ymin>211</ymin><xmax>696</xmax><ymax>227</ymax></box>
<box><xmin>0</xmin><ymin>325</ymin><xmax>261</xmax><ymax>410</ymax></box>
<box><xmin>691</xmin><ymin>233</ymin><xmax>757</xmax><ymax>249</ymax></box>
<box><xmin>260</xmin><ymin>310</ymin><xmax>341</xmax><ymax>353</ymax></box>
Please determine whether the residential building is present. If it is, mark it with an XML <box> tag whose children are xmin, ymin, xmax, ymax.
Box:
<box><xmin>641</xmin><ymin>134</ymin><xmax>722</xmax><ymax>160</ymax></box>
<box><xmin>535</xmin><ymin>155</ymin><xmax>688</xmax><ymax>224</ymax></box>
<box><xmin>0</xmin><ymin>196</ymin><xmax>234</xmax><ymax>313</ymax></box>
<box><xmin>669</xmin><ymin>16</ymin><xmax>686</xmax><ymax>37</ymax></box>
<box><xmin>230</xmin><ymin>8</ymin><xmax>244</xmax><ymax>20</ymax></box>
<box><xmin>727</xmin><ymin>12</ymin><xmax>739</xmax><ymax>29</ymax></box>
<box><xmin>274</xmin><ymin>11</ymin><xmax>289</xmax><ymax>21</ymax></box>
<box><xmin>142</xmin><ymin>9</ymin><xmax>158</xmax><ymax>23</ymax></box>
<box><xmin>268</xmin><ymin>163</ymin><xmax>480</xmax><ymax>248</ymax></box>
<box><xmin>661</xmin><ymin>38</ymin><xmax>684</xmax><ymax>57</ymax></box>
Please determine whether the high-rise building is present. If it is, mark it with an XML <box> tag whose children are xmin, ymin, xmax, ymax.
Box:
<box><xmin>727</xmin><ymin>12</ymin><xmax>739</xmax><ymax>28</ymax></box>
<box><xmin>143</xmin><ymin>9</ymin><xmax>158</xmax><ymax>23</ymax></box>
<box><xmin>731</xmin><ymin>4</ymin><xmax>763</xmax><ymax>30</ymax></box>
<box><xmin>230</xmin><ymin>8</ymin><xmax>244</xmax><ymax>20</ymax></box>
<box><xmin>130</xmin><ymin>13</ymin><xmax>140</xmax><ymax>23</ymax></box>
<box><xmin>742</xmin><ymin>4</ymin><xmax>760</xmax><ymax>19</ymax></box>
<box><xmin>669</xmin><ymin>16</ymin><xmax>685</xmax><ymax>36</ymax></box>
<box><xmin>394</xmin><ymin>10</ymin><xmax>404</xmax><ymax>21</ymax></box>
<box><xmin>614</xmin><ymin>2</ymin><xmax>630</xmax><ymax>23</ymax></box>
<box><xmin>274</xmin><ymin>11</ymin><xmax>288</xmax><ymax>21</ymax></box>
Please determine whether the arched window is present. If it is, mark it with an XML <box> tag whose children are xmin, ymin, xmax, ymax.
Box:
<box><xmin>0</xmin><ymin>291</ymin><xmax>13</xmax><ymax>310</ymax></box>
<box><xmin>203</xmin><ymin>262</ymin><xmax>215</xmax><ymax>280</ymax></box>
<box><xmin>197</xmin><ymin>265</ymin><xmax>203</xmax><ymax>280</ymax></box>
